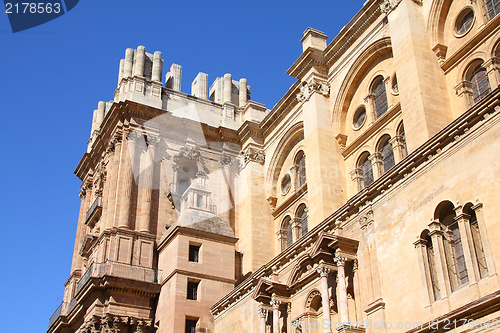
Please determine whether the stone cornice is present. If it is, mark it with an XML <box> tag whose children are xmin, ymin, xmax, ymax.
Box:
<box><xmin>157</xmin><ymin>225</ymin><xmax>238</xmax><ymax>253</ymax></box>
<box><xmin>211</xmin><ymin>88</ymin><xmax>500</xmax><ymax>318</ymax></box>
<box><xmin>161</xmin><ymin>269</ymin><xmax>236</xmax><ymax>287</ymax></box>
<box><xmin>286</xmin><ymin>48</ymin><xmax>327</xmax><ymax>80</ymax></box>
<box><xmin>406</xmin><ymin>290</ymin><xmax>500</xmax><ymax>333</ymax></box>
<box><xmin>324</xmin><ymin>1</ymin><xmax>383</xmax><ymax>67</ymax></box>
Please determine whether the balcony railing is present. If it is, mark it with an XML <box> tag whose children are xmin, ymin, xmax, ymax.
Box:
<box><xmin>49</xmin><ymin>262</ymin><xmax>159</xmax><ymax>330</ymax></box>
<box><xmin>85</xmin><ymin>197</ymin><xmax>102</xmax><ymax>226</ymax></box>
<box><xmin>74</xmin><ymin>261</ymin><xmax>160</xmax><ymax>295</ymax></box>
<box><xmin>48</xmin><ymin>301</ymin><xmax>64</xmax><ymax>328</ymax></box>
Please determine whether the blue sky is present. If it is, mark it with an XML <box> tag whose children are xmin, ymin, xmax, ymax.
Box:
<box><xmin>0</xmin><ymin>1</ymin><xmax>365</xmax><ymax>332</ymax></box>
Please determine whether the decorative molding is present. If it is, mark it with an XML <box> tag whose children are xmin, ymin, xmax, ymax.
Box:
<box><xmin>316</xmin><ymin>266</ymin><xmax>331</xmax><ymax>277</ymax></box>
<box><xmin>335</xmin><ymin>133</ymin><xmax>348</xmax><ymax>152</ymax></box>
<box><xmin>219</xmin><ymin>152</ymin><xmax>233</xmax><ymax>166</ymax></box>
<box><xmin>242</xmin><ymin>147</ymin><xmax>265</xmax><ymax>166</ymax></box>
<box><xmin>358</xmin><ymin>207</ymin><xmax>374</xmax><ymax>230</ymax></box>
<box><xmin>296</xmin><ymin>77</ymin><xmax>330</xmax><ymax>103</ymax></box>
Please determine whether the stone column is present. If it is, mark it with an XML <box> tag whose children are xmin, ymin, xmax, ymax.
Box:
<box><xmin>133</xmin><ymin>45</ymin><xmax>146</xmax><ymax>77</ymax></box>
<box><xmin>454</xmin><ymin>81</ymin><xmax>474</xmax><ymax>109</ymax></box>
<box><xmin>428</xmin><ymin>220</ymin><xmax>452</xmax><ymax>295</ymax></box>
<box><xmin>118</xmin><ymin>58</ymin><xmax>125</xmax><ymax>85</ymax></box>
<box><xmin>363</xmin><ymin>93</ymin><xmax>376</xmax><ymax>125</ymax></box>
<box><xmin>414</xmin><ymin>237</ymin><xmax>438</xmax><ymax>302</ymax></box>
<box><xmin>152</xmin><ymin>51</ymin><xmax>163</xmax><ymax>82</ymax></box>
<box><xmin>223</xmin><ymin>73</ymin><xmax>232</xmax><ymax>104</ymax></box>
<box><xmin>349</xmin><ymin>168</ymin><xmax>363</xmax><ymax>192</ymax></box>
<box><xmin>292</xmin><ymin>217</ymin><xmax>302</xmax><ymax>241</ymax></box>
<box><xmin>389</xmin><ymin>136</ymin><xmax>404</xmax><ymax>164</ymax></box>
<box><xmin>271</xmin><ymin>299</ymin><xmax>281</xmax><ymax>333</ymax></box>
<box><xmin>368</xmin><ymin>152</ymin><xmax>383</xmax><ymax>180</ymax></box>
<box><xmin>258</xmin><ymin>308</ymin><xmax>268</xmax><ymax>333</ymax></box>
<box><xmin>335</xmin><ymin>254</ymin><xmax>349</xmax><ymax>325</ymax></box>
<box><xmin>287</xmin><ymin>303</ymin><xmax>292</xmax><ymax>333</ymax></box>
<box><xmin>317</xmin><ymin>266</ymin><xmax>332</xmax><ymax>332</ymax></box>
<box><xmin>117</xmin><ymin>131</ymin><xmax>138</xmax><ymax>229</ymax></box>
<box><xmin>138</xmin><ymin>136</ymin><xmax>159</xmax><ymax>232</ymax></box>
<box><xmin>484</xmin><ymin>57</ymin><xmax>500</xmax><ymax>90</ymax></box>
<box><xmin>106</xmin><ymin>136</ymin><xmax>122</xmax><ymax>229</ymax></box>
<box><xmin>123</xmin><ymin>48</ymin><xmax>134</xmax><ymax>78</ymax></box>
<box><xmin>239</xmin><ymin>78</ymin><xmax>248</xmax><ymax>107</ymax></box>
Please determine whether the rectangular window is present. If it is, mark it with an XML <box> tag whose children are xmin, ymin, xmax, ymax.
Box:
<box><xmin>189</xmin><ymin>245</ymin><xmax>200</xmax><ymax>263</ymax></box>
<box><xmin>185</xmin><ymin>318</ymin><xmax>198</xmax><ymax>333</ymax></box>
<box><xmin>197</xmin><ymin>194</ymin><xmax>203</xmax><ymax>208</ymax></box>
<box><xmin>187</xmin><ymin>281</ymin><xmax>199</xmax><ymax>300</ymax></box>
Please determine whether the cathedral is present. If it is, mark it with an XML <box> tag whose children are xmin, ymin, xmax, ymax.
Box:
<box><xmin>48</xmin><ymin>0</ymin><xmax>500</xmax><ymax>332</ymax></box>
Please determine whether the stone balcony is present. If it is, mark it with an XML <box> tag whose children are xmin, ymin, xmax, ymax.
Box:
<box><xmin>48</xmin><ymin>261</ymin><xmax>161</xmax><ymax>331</ymax></box>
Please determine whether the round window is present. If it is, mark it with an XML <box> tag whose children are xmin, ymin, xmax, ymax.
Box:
<box><xmin>455</xmin><ymin>8</ymin><xmax>474</xmax><ymax>36</ymax></box>
<box><xmin>281</xmin><ymin>173</ymin><xmax>292</xmax><ymax>195</ymax></box>
<box><xmin>182</xmin><ymin>166</ymin><xmax>190</xmax><ymax>173</ymax></box>
<box><xmin>353</xmin><ymin>106</ymin><xmax>367</xmax><ymax>129</ymax></box>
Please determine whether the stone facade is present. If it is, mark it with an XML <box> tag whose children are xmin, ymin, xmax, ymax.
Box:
<box><xmin>48</xmin><ymin>0</ymin><xmax>500</xmax><ymax>332</ymax></box>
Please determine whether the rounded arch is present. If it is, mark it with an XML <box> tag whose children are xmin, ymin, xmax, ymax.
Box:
<box><xmin>281</xmin><ymin>215</ymin><xmax>292</xmax><ymax>229</ymax></box>
<box><xmin>463</xmin><ymin>57</ymin><xmax>487</xmax><ymax>81</ymax></box>
<box><xmin>419</xmin><ymin>229</ymin><xmax>431</xmax><ymax>240</ymax></box>
<box><xmin>304</xmin><ymin>289</ymin><xmax>322</xmax><ymax>313</ymax></box>
<box><xmin>490</xmin><ymin>36</ymin><xmax>500</xmax><ymax>57</ymax></box>
<box><xmin>433</xmin><ymin>200</ymin><xmax>456</xmax><ymax>221</ymax></box>
<box><xmin>356</xmin><ymin>150</ymin><xmax>371</xmax><ymax>167</ymax></box>
<box><xmin>266</xmin><ymin>122</ymin><xmax>304</xmax><ymax>196</ymax></box>
<box><xmin>295</xmin><ymin>202</ymin><xmax>308</xmax><ymax>217</ymax></box>
<box><xmin>457</xmin><ymin>52</ymin><xmax>487</xmax><ymax>82</ymax></box>
<box><xmin>332</xmin><ymin>37</ymin><xmax>393</xmax><ymax>132</ymax></box>
<box><xmin>428</xmin><ymin>0</ymin><xmax>454</xmax><ymax>47</ymax></box>
<box><xmin>376</xmin><ymin>134</ymin><xmax>392</xmax><ymax>150</ymax></box>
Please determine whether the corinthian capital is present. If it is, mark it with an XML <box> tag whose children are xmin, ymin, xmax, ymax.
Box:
<box><xmin>316</xmin><ymin>266</ymin><xmax>331</xmax><ymax>277</ymax></box>
<box><xmin>270</xmin><ymin>299</ymin><xmax>282</xmax><ymax>309</ymax></box>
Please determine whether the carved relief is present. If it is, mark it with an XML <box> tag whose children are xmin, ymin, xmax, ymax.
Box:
<box><xmin>242</xmin><ymin>147</ymin><xmax>265</xmax><ymax>166</ymax></box>
<box><xmin>296</xmin><ymin>78</ymin><xmax>330</xmax><ymax>103</ymax></box>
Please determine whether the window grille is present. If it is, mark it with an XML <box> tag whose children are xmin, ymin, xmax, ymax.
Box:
<box><xmin>426</xmin><ymin>235</ymin><xmax>441</xmax><ymax>300</ymax></box>
<box><xmin>296</xmin><ymin>152</ymin><xmax>306</xmax><ymax>187</ymax></box>
<box><xmin>381</xmin><ymin>142</ymin><xmax>395</xmax><ymax>173</ymax></box>
<box><xmin>470</xmin><ymin>211</ymin><xmax>488</xmax><ymax>277</ymax></box>
<box><xmin>470</xmin><ymin>65</ymin><xmax>491</xmax><ymax>103</ymax></box>
<box><xmin>286</xmin><ymin>221</ymin><xmax>293</xmax><ymax>248</ymax></box>
<box><xmin>485</xmin><ymin>0</ymin><xmax>500</xmax><ymax>19</ymax></box>
<box><xmin>362</xmin><ymin>158</ymin><xmax>374</xmax><ymax>187</ymax></box>
<box><xmin>373</xmin><ymin>78</ymin><xmax>388</xmax><ymax>118</ymax></box>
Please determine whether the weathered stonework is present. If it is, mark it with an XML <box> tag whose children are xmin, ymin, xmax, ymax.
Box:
<box><xmin>48</xmin><ymin>1</ymin><xmax>500</xmax><ymax>333</ymax></box>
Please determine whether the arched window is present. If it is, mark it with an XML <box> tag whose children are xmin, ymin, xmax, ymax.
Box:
<box><xmin>485</xmin><ymin>0</ymin><xmax>500</xmax><ymax>20</ymax></box>
<box><xmin>282</xmin><ymin>216</ymin><xmax>293</xmax><ymax>250</ymax></box>
<box><xmin>397</xmin><ymin>122</ymin><xmax>408</xmax><ymax>158</ymax></box>
<box><xmin>438</xmin><ymin>202</ymin><xmax>469</xmax><ymax>290</ymax></box>
<box><xmin>297</xmin><ymin>204</ymin><xmax>308</xmax><ymax>237</ymax></box>
<box><xmin>372</xmin><ymin>76</ymin><xmax>388</xmax><ymax>118</ymax></box>
<box><xmin>295</xmin><ymin>151</ymin><xmax>306</xmax><ymax>187</ymax></box>
<box><xmin>465</xmin><ymin>205</ymin><xmax>488</xmax><ymax>277</ymax></box>
<box><xmin>468</xmin><ymin>62</ymin><xmax>491</xmax><ymax>103</ymax></box>
<box><xmin>358</xmin><ymin>152</ymin><xmax>374</xmax><ymax>188</ymax></box>
<box><xmin>377</xmin><ymin>135</ymin><xmax>395</xmax><ymax>174</ymax></box>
